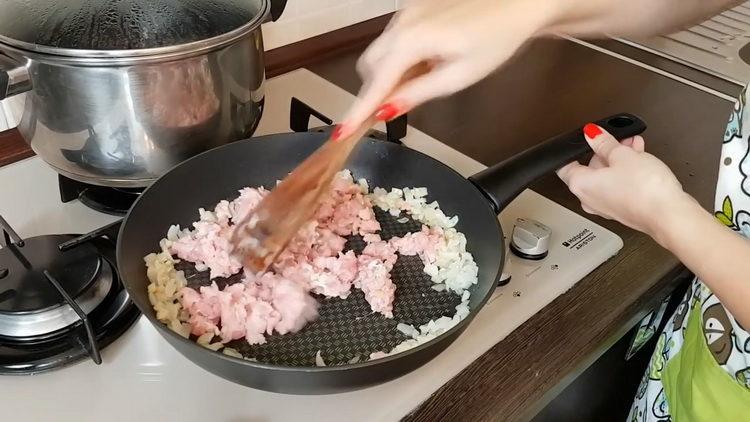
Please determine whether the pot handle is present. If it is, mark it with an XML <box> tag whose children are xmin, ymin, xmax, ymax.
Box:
<box><xmin>468</xmin><ymin>113</ymin><xmax>647</xmax><ymax>213</ymax></box>
<box><xmin>270</xmin><ymin>0</ymin><xmax>288</xmax><ymax>22</ymax></box>
<box><xmin>0</xmin><ymin>54</ymin><xmax>31</xmax><ymax>101</ymax></box>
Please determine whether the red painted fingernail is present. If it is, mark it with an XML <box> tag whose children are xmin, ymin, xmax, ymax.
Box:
<box><xmin>331</xmin><ymin>124</ymin><xmax>346</xmax><ymax>142</ymax></box>
<box><xmin>583</xmin><ymin>123</ymin><xmax>602</xmax><ymax>139</ymax></box>
<box><xmin>375</xmin><ymin>103</ymin><xmax>401</xmax><ymax>121</ymax></box>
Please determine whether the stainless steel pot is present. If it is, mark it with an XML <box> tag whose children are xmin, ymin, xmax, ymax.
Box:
<box><xmin>0</xmin><ymin>0</ymin><xmax>288</xmax><ymax>187</ymax></box>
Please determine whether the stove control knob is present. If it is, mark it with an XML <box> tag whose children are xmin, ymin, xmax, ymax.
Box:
<box><xmin>510</xmin><ymin>218</ymin><xmax>551</xmax><ymax>260</ymax></box>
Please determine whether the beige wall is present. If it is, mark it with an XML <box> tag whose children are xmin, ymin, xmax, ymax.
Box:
<box><xmin>262</xmin><ymin>0</ymin><xmax>400</xmax><ymax>49</ymax></box>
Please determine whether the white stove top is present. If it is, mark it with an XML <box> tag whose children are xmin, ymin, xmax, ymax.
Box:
<box><xmin>0</xmin><ymin>69</ymin><xmax>622</xmax><ymax>421</ymax></box>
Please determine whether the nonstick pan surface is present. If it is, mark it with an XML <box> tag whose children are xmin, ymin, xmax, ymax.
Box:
<box><xmin>117</xmin><ymin>113</ymin><xmax>646</xmax><ymax>393</ymax></box>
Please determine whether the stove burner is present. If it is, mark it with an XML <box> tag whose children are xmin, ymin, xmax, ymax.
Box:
<box><xmin>58</xmin><ymin>175</ymin><xmax>142</xmax><ymax>216</ymax></box>
<box><xmin>289</xmin><ymin>97</ymin><xmax>407</xmax><ymax>143</ymax></box>
<box><xmin>0</xmin><ymin>249</ymin><xmax>114</xmax><ymax>338</ymax></box>
<box><xmin>0</xmin><ymin>218</ymin><xmax>140</xmax><ymax>374</ymax></box>
<box><xmin>0</xmin><ymin>235</ymin><xmax>103</xmax><ymax>314</ymax></box>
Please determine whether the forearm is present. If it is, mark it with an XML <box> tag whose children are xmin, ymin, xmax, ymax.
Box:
<box><xmin>653</xmin><ymin>194</ymin><xmax>750</xmax><ymax>328</ymax></box>
<box><xmin>542</xmin><ymin>0</ymin><xmax>742</xmax><ymax>38</ymax></box>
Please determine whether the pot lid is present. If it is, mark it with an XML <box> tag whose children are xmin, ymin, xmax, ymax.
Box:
<box><xmin>0</xmin><ymin>0</ymin><xmax>267</xmax><ymax>56</ymax></box>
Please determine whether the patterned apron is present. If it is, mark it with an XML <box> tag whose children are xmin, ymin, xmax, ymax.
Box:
<box><xmin>628</xmin><ymin>86</ymin><xmax>750</xmax><ymax>421</ymax></box>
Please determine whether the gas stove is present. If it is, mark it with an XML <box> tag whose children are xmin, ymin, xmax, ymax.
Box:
<box><xmin>0</xmin><ymin>219</ymin><xmax>139</xmax><ymax>374</ymax></box>
<box><xmin>0</xmin><ymin>69</ymin><xmax>622</xmax><ymax>421</ymax></box>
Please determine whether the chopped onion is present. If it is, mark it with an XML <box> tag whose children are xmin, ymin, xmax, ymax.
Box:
<box><xmin>315</xmin><ymin>350</ymin><xmax>326</xmax><ymax>367</ymax></box>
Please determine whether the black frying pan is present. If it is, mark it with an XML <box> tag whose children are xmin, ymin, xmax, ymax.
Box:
<box><xmin>117</xmin><ymin>113</ymin><xmax>646</xmax><ymax>394</ymax></box>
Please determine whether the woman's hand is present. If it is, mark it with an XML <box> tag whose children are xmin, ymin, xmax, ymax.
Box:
<box><xmin>556</xmin><ymin>124</ymin><xmax>690</xmax><ymax>243</ymax></box>
<box><xmin>339</xmin><ymin>0</ymin><xmax>554</xmax><ymax>133</ymax></box>
<box><xmin>558</xmin><ymin>124</ymin><xmax>750</xmax><ymax>328</ymax></box>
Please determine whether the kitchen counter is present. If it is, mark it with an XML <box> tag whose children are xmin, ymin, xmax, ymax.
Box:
<box><xmin>306</xmin><ymin>38</ymin><xmax>736</xmax><ymax>420</ymax></box>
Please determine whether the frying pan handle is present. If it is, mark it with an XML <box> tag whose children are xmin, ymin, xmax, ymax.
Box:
<box><xmin>468</xmin><ymin>113</ymin><xmax>647</xmax><ymax>213</ymax></box>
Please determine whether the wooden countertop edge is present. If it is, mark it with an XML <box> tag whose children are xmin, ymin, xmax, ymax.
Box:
<box><xmin>403</xmin><ymin>238</ymin><xmax>685</xmax><ymax>421</ymax></box>
<box><xmin>0</xmin><ymin>13</ymin><xmax>394</xmax><ymax>168</ymax></box>
<box><xmin>0</xmin><ymin>127</ymin><xmax>32</xmax><ymax>167</ymax></box>
<box><xmin>519</xmin><ymin>266</ymin><xmax>689</xmax><ymax>421</ymax></box>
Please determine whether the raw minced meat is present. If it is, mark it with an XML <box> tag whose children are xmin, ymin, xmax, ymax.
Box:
<box><xmin>178</xmin><ymin>273</ymin><xmax>319</xmax><ymax>345</ymax></box>
<box><xmin>169</xmin><ymin>220</ymin><xmax>241</xmax><ymax>279</ymax></box>
<box><xmin>390</xmin><ymin>225</ymin><xmax>443</xmax><ymax>264</ymax></box>
<box><xmin>316</xmin><ymin>170</ymin><xmax>381</xmax><ymax>237</ymax></box>
<box><xmin>355</xmin><ymin>240</ymin><xmax>398</xmax><ymax>317</ymax></box>
<box><xmin>310</xmin><ymin>251</ymin><xmax>359</xmax><ymax>298</ymax></box>
<box><xmin>145</xmin><ymin>170</ymin><xmax>479</xmax><ymax>358</ymax></box>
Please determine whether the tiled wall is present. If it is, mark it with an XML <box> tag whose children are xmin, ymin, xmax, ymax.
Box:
<box><xmin>262</xmin><ymin>0</ymin><xmax>400</xmax><ymax>50</ymax></box>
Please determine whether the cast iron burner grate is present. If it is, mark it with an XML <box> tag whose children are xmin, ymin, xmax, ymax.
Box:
<box><xmin>0</xmin><ymin>217</ymin><xmax>140</xmax><ymax>375</ymax></box>
<box><xmin>59</xmin><ymin>175</ymin><xmax>142</xmax><ymax>216</ymax></box>
<box><xmin>289</xmin><ymin>96</ymin><xmax>407</xmax><ymax>143</ymax></box>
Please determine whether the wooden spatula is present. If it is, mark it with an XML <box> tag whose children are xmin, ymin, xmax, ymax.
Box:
<box><xmin>231</xmin><ymin>62</ymin><xmax>433</xmax><ymax>272</ymax></box>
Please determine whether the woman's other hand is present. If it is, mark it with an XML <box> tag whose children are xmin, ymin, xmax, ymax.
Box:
<box><xmin>557</xmin><ymin>124</ymin><xmax>690</xmax><ymax>244</ymax></box>
<box><xmin>558</xmin><ymin>124</ymin><xmax>750</xmax><ymax>328</ymax></box>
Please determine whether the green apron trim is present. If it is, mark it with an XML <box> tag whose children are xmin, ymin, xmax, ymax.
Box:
<box><xmin>662</xmin><ymin>304</ymin><xmax>750</xmax><ymax>421</ymax></box>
